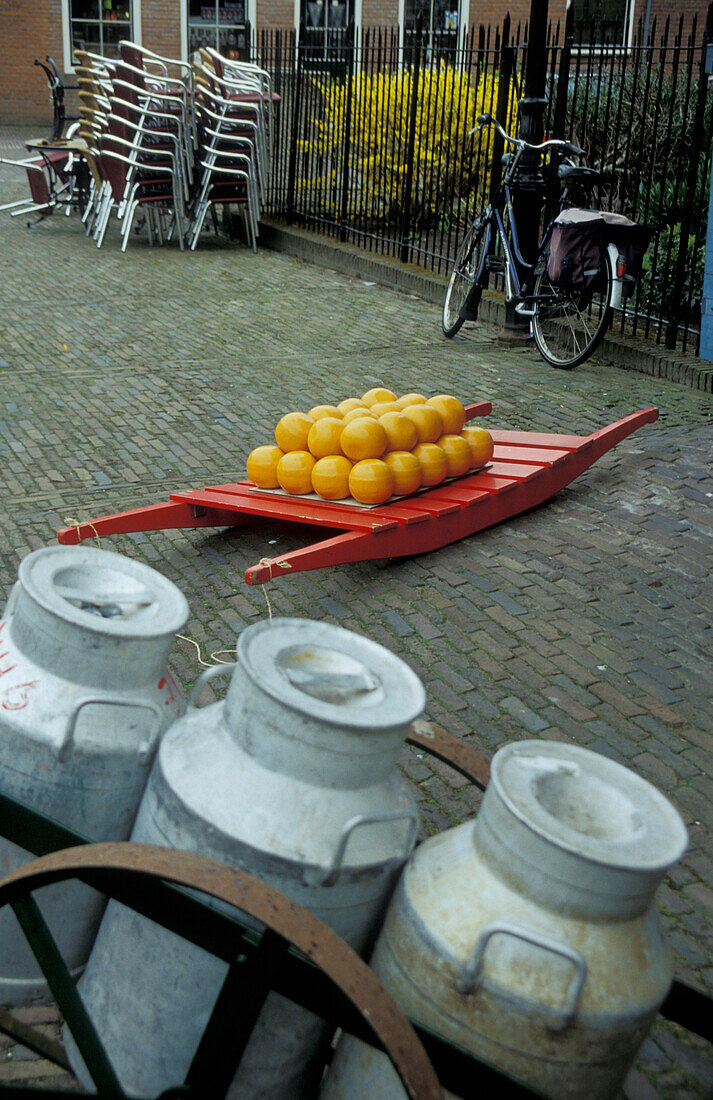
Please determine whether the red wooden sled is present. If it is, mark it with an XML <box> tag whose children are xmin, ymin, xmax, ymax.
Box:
<box><xmin>57</xmin><ymin>403</ymin><xmax>658</xmax><ymax>584</ymax></box>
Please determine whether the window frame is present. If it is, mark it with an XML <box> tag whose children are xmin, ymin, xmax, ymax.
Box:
<box><xmin>293</xmin><ymin>0</ymin><xmax>363</xmax><ymax>34</ymax></box>
<box><xmin>569</xmin><ymin>0</ymin><xmax>637</xmax><ymax>52</ymax></box>
<box><xmin>397</xmin><ymin>0</ymin><xmax>471</xmax><ymax>54</ymax></box>
<box><xmin>184</xmin><ymin>0</ymin><xmax>257</xmax><ymax>60</ymax></box>
<box><xmin>60</xmin><ymin>0</ymin><xmax>142</xmax><ymax>72</ymax></box>
<box><xmin>184</xmin><ymin>0</ymin><xmax>257</xmax><ymax>61</ymax></box>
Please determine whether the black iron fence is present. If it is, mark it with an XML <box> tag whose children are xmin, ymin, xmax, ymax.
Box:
<box><xmin>257</xmin><ymin>7</ymin><xmax>713</xmax><ymax>353</ymax></box>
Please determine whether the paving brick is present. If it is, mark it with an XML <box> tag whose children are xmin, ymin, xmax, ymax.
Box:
<box><xmin>623</xmin><ymin>1068</ymin><xmax>663</xmax><ymax>1100</ymax></box>
<box><xmin>1</xmin><ymin>165</ymin><xmax>712</xmax><ymax>1094</ymax></box>
<box><xmin>500</xmin><ymin>696</ymin><xmax>549</xmax><ymax>733</ymax></box>
<box><xmin>683</xmin><ymin>883</ymin><xmax>713</xmax><ymax>918</ymax></box>
<box><xmin>654</xmin><ymin>1028</ymin><xmax>713</xmax><ymax>1092</ymax></box>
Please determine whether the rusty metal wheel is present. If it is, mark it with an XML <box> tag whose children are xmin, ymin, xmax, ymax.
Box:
<box><xmin>408</xmin><ymin>719</ymin><xmax>490</xmax><ymax>790</ymax></box>
<box><xmin>0</xmin><ymin>843</ymin><xmax>443</xmax><ymax>1100</ymax></box>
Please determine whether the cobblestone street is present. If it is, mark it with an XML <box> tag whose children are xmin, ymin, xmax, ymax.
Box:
<box><xmin>1</xmin><ymin>146</ymin><xmax>712</xmax><ymax>1097</ymax></box>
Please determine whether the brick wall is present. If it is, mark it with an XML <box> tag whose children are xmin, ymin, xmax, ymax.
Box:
<box><xmin>362</xmin><ymin>0</ymin><xmax>399</xmax><ymax>24</ymax></box>
<box><xmin>1</xmin><ymin>0</ymin><xmax>708</xmax><ymax>127</ymax></box>
<box><xmin>645</xmin><ymin>0</ymin><xmax>708</xmax><ymax>44</ymax></box>
<box><xmin>466</xmin><ymin>0</ymin><xmax>567</xmax><ymax>34</ymax></box>
<box><xmin>0</xmin><ymin>0</ymin><xmax>64</xmax><ymax>126</ymax></box>
<box><xmin>140</xmin><ymin>0</ymin><xmax>182</xmax><ymax>58</ymax></box>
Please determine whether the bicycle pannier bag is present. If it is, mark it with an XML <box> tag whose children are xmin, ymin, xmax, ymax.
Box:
<box><xmin>547</xmin><ymin>209</ymin><xmax>606</xmax><ymax>291</ymax></box>
<box><xmin>601</xmin><ymin>213</ymin><xmax>651</xmax><ymax>288</ymax></box>
<box><xmin>548</xmin><ymin>208</ymin><xmax>651</xmax><ymax>295</ymax></box>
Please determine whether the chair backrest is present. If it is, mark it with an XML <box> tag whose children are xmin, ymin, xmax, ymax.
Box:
<box><xmin>98</xmin><ymin>134</ymin><xmax>129</xmax><ymax>200</ymax></box>
<box><xmin>120</xmin><ymin>40</ymin><xmax>191</xmax><ymax>79</ymax></box>
<box><xmin>119</xmin><ymin>41</ymin><xmax>144</xmax><ymax>72</ymax></box>
<box><xmin>204</xmin><ymin>46</ymin><xmax>225</xmax><ymax>78</ymax></box>
<box><xmin>114</xmin><ymin>58</ymin><xmax>145</xmax><ymax>95</ymax></box>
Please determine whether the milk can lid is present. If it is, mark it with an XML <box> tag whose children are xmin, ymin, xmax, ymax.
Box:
<box><xmin>237</xmin><ymin>618</ymin><xmax>426</xmax><ymax>729</ymax></box>
<box><xmin>18</xmin><ymin>547</ymin><xmax>189</xmax><ymax>638</ymax></box>
<box><xmin>492</xmin><ymin>741</ymin><xmax>688</xmax><ymax>873</ymax></box>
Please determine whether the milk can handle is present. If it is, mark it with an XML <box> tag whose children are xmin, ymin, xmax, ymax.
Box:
<box><xmin>60</xmin><ymin>698</ymin><xmax>165</xmax><ymax>764</ymax></box>
<box><xmin>309</xmin><ymin>809</ymin><xmax>419</xmax><ymax>887</ymax></box>
<box><xmin>188</xmin><ymin>662</ymin><xmax>236</xmax><ymax>708</ymax></box>
<box><xmin>456</xmin><ymin>921</ymin><xmax>587</xmax><ymax>1031</ymax></box>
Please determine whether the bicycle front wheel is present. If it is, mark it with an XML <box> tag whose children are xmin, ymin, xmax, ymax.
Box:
<box><xmin>442</xmin><ymin>218</ymin><xmax>488</xmax><ymax>338</ymax></box>
<box><xmin>532</xmin><ymin>249</ymin><xmax>613</xmax><ymax>369</ymax></box>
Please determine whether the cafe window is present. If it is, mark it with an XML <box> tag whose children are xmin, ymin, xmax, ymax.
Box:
<box><xmin>65</xmin><ymin>0</ymin><xmax>136</xmax><ymax>66</ymax></box>
<box><xmin>188</xmin><ymin>0</ymin><xmax>251</xmax><ymax>60</ymax></box>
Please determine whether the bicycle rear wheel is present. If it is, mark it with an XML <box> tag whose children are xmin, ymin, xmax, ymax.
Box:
<box><xmin>532</xmin><ymin>249</ymin><xmax>613</xmax><ymax>369</ymax></box>
<box><xmin>442</xmin><ymin>218</ymin><xmax>488</xmax><ymax>338</ymax></box>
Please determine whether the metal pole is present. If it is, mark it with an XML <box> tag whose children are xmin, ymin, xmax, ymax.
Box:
<box><xmin>498</xmin><ymin>0</ymin><xmax>550</xmax><ymax>342</ymax></box>
<box><xmin>516</xmin><ymin>0</ymin><xmax>549</xmax><ymax>264</ymax></box>
<box><xmin>339</xmin><ymin>20</ymin><xmax>356</xmax><ymax>242</ymax></box>
<box><xmin>286</xmin><ymin>23</ymin><xmax>304</xmax><ymax>225</ymax></box>
<box><xmin>552</xmin><ymin>1</ymin><xmax>574</xmax><ymax>141</ymax></box>
<box><xmin>400</xmin><ymin>13</ymin><xmax>423</xmax><ymax>264</ymax></box>
<box><xmin>490</xmin><ymin>14</ymin><xmax>513</xmax><ymax>205</ymax></box>
<box><xmin>699</xmin><ymin>157</ymin><xmax>713</xmax><ymax>359</ymax></box>
<box><xmin>671</xmin><ymin>0</ymin><xmax>713</xmax><ymax>352</ymax></box>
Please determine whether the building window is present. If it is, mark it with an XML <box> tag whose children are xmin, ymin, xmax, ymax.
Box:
<box><xmin>403</xmin><ymin>0</ymin><xmax>465</xmax><ymax>60</ymax></box>
<box><xmin>66</xmin><ymin>0</ymin><xmax>134</xmax><ymax>64</ymax></box>
<box><xmin>188</xmin><ymin>0</ymin><xmax>250</xmax><ymax>60</ymax></box>
<box><xmin>302</xmin><ymin>0</ymin><xmax>352</xmax><ymax>62</ymax></box>
<box><xmin>571</xmin><ymin>0</ymin><xmax>632</xmax><ymax>45</ymax></box>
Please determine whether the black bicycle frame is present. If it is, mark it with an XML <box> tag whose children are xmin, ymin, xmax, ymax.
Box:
<box><xmin>458</xmin><ymin>175</ymin><xmax>554</xmax><ymax>322</ymax></box>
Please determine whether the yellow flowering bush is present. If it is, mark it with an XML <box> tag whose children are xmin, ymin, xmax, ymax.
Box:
<box><xmin>301</xmin><ymin>64</ymin><xmax>518</xmax><ymax>228</ymax></box>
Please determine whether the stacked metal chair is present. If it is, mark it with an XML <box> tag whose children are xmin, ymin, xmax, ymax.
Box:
<box><xmin>72</xmin><ymin>50</ymin><xmax>113</xmax><ymax>234</ymax></box>
<box><xmin>2</xmin><ymin>40</ymin><xmax>277</xmax><ymax>254</ymax></box>
<box><xmin>186</xmin><ymin>49</ymin><xmax>274</xmax><ymax>251</ymax></box>
<box><xmin>90</xmin><ymin>45</ymin><xmax>195</xmax><ymax>251</ymax></box>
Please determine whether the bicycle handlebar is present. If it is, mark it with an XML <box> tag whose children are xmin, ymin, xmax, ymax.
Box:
<box><xmin>472</xmin><ymin>113</ymin><xmax>585</xmax><ymax>157</ymax></box>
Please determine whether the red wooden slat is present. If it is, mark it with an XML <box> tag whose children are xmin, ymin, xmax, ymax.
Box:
<box><xmin>458</xmin><ymin>472</ymin><xmax>520</xmax><ymax>493</ymax></box>
<box><xmin>246</xmin><ymin>529</ymin><xmax>375</xmax><ymax>584</ymax></box>
<box><xmin>419</xmin><ymin>487</ymin><xmax>492</xmax><ymax>508</ymax></box>
<box><xmin>373</xmin><ymin>502</ymin><xmax>430</xmax><ymax>524</ymax></box>
<box><xmin>489</xmin><ymin>429</ymin><xmax>587</xmax><ymax>450</ymax></box>
<box><xmin>463</xmin><ymin>400</ymin><xmax>492</xmax><ymax>421</ymax></box>
<box><xmin>57</xmin><ymin>500</ymin><xmax>246</xmax><ymax>544</ymax></box>
<box><xmin>197</xmin><ymin>483</ymin><xmax>431</xmax><ymax>527</ymax></box>
<box><xmin>493</xmin><ymin>444</ymin><xmax>571</xmax><ymax>466</ymax></box>
<box><xmin>170</xmin><ymin>488</ymin><xmax>399</xmax><ymax>532</ymax></box>
<box><xmin>486</xmin><ymin>461</ymin><xmax>552</xmax><ymax>481</ymax></box>
<box><xmin>394</xmin><ymin>495</ymin><xmax>462</xmax><ymax>518</ymax></box>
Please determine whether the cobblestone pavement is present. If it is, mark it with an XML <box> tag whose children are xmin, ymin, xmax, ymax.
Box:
<box><xmin>1</xmin><ymin>149</ymin><xmax>712</xmax><ymax>1097</ymax></box>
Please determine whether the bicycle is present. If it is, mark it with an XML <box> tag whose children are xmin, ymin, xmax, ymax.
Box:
<box><xmin>442</xmin><ymin>113</ymin><xmax>629</xmax><ymax>369</ymax></box>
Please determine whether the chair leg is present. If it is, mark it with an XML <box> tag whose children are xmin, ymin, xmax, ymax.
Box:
<box><xmin>121</xmin><ymin>200</ymin><xmax>136</xmax><ymax>252</ymax></box>
<box><xmin>189</xmin><ymin>202</ymin><xmax>210</xmax><ymax>250</ymax></box>
<box><xmin>94</xmin><ymin>193</ymin><xmax>114</xmax><ymax>249</ymax></box>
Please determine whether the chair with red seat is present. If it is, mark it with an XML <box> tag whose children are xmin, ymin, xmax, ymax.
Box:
<box><xmin>187</xmin><ymin>55</ymin><xmax>264</xmax><ymax>250</ymax></box>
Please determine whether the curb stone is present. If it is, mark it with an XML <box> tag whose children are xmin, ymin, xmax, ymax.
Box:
<box><xmin>259</xmin><ymin>219</ymin><xmax>713</xmax><ymax>395</ymax></box>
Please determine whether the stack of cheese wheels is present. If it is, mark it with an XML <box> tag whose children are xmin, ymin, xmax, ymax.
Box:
<box><xmin>246</xmin><ymin>388</ymin><xmax>494</xmax><ymax>505</ymax></box>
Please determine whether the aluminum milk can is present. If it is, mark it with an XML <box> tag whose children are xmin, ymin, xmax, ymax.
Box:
<box><xmin>66</xmin><ymin>617</ymin><xmax>425</xmax><ymax>1099</ymax></box>
<box><xmin>0</xmin><ymin>546</ymin><xmax>188</xmax><ymax>1004</ymax></box>
<box><xmin>320</xmin><ymin>740</ymin><xmax>688</xmax><ymax>1100</ymax></box>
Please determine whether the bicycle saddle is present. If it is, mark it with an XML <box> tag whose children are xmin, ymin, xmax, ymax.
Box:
<box><xmin>558</xmin><ymin>165</ymin><xmax>601</xmax><ymax>187</ymax></box>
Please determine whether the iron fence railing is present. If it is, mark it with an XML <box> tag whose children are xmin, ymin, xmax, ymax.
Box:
<box><xmin>256</xmin><ymin>6</ymin><xmax>713</xmax><ymax>354</ymax></box>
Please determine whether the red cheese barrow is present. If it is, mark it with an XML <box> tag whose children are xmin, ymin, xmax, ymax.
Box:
<box><xmin>57</xmin><ymin>404</ymin><xmax>659</xmax><ymax>584</ymax></box>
